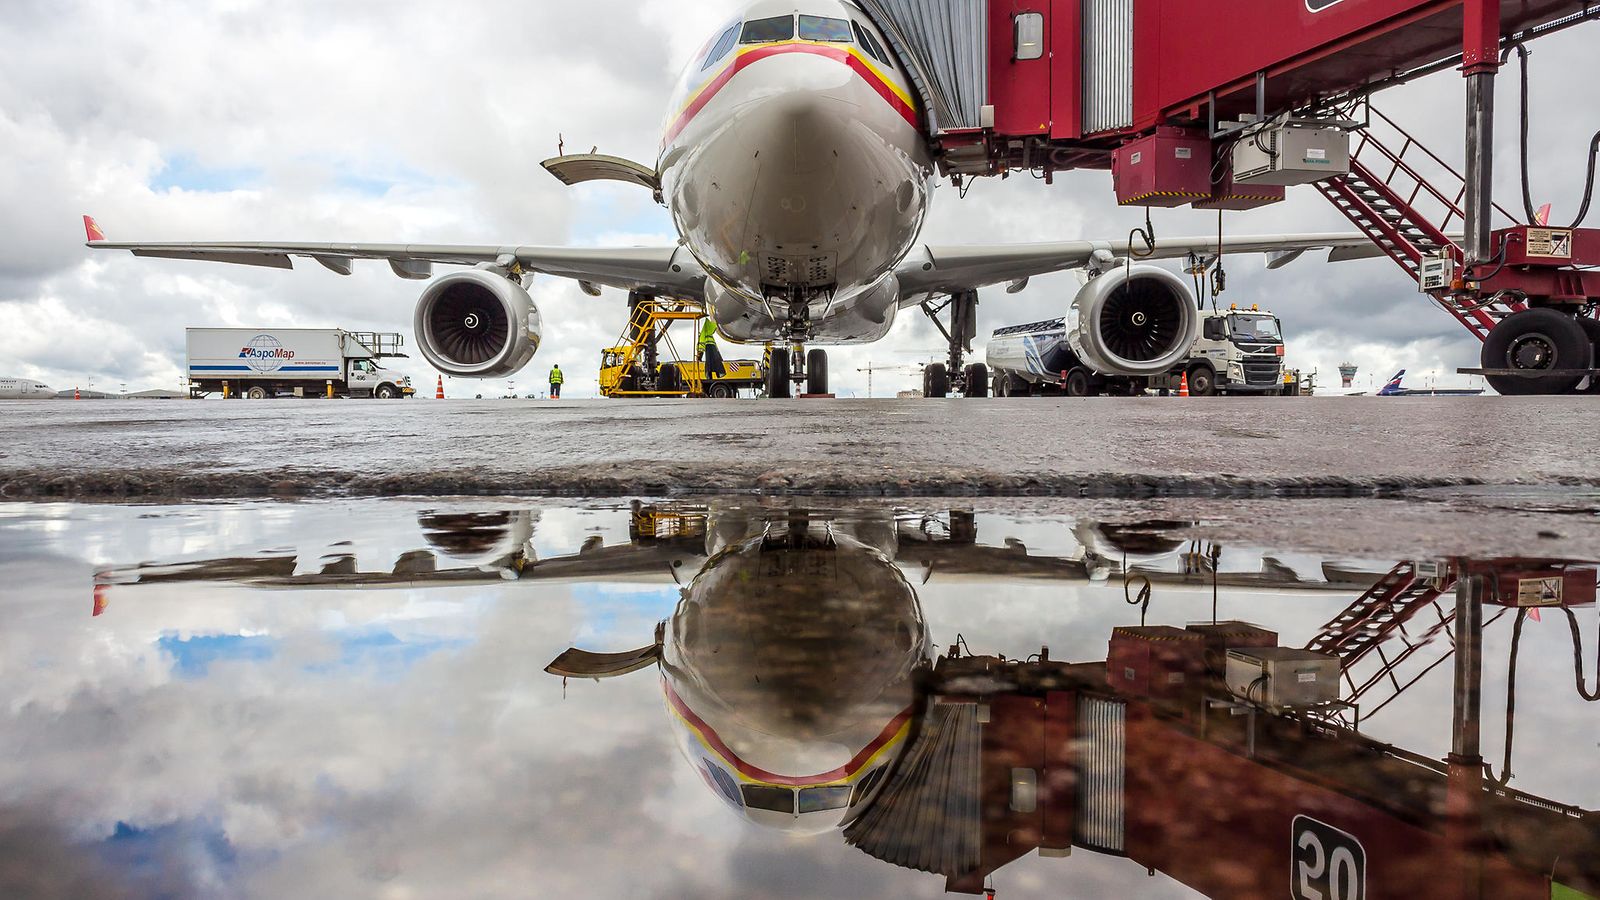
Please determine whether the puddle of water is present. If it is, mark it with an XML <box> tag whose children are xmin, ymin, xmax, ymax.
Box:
<box><xmin>0</xmin><ymin>499</ymin><xmax>1596</xmax><ymax>899</ymax></box>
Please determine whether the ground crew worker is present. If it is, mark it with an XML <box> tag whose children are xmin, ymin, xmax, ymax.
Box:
<box><xmin>548</xmin><ymin>364</ymin><xmax>563</xmax><ymax>399</ymax></box>
<box><xmin>698</xmin><ymin>317</ymin><xmax>726</xmax><ymax>380</ymax></box>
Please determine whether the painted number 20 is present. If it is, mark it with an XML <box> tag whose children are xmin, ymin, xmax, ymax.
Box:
<box><xmin>1292</xmin><ymin>816</ymin><xmax>1366</xmax><ymax>900</ymax></box>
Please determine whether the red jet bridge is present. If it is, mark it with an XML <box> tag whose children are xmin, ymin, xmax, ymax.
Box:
<box><xmin>861</xmin><ymin>0</ymin><xmax>1600</xmax><ymax>395</ymax></box>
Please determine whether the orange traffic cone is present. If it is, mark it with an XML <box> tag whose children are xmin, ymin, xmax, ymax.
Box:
<box><xmin>1178</xmin><ymin>372</ymin><xmax>1190</xmax><ymax>397</ymax></box>
<box><xmin>74</xmin><ymin>387</ymin><xmax>80</xmax><ymax>400</ymax></box>
<box><xmin>435</xmin><ymin>375</ymin><xmax>445</xmax><ymax>400</ymax></box>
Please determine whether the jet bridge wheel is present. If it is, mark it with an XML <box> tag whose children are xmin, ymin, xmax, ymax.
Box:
<box><xmin>1576</xmin><ymin>316</ymin><xmax>1600</xmax><ymax>395</ymax></box>
<box><xmin>1481</xmin><ymin>308</ymin><xmax>1589</xmax><ymax>396</ymax></box>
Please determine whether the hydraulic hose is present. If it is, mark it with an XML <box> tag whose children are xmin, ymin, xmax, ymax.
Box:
<box><xmin>1511</xmin><ymin>42</ymin><xmax>1600</xmax><ymax>228</ymax></box>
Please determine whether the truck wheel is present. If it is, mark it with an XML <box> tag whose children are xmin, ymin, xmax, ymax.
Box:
<box><xmin>963</xmin><ymin>363</ymin><xmax>988</xmax><ymax>397</ymax></box>
<box><xmin>1064</xmin><ymin>368</ymin><xmax>1092</xmax><ymax>397</ymax></box>
<box><xmin>766</xmin><ymin>352</ymin><xmax>791</xmax><ymax>399</ymax></box>
<box><xmin>806</xmin><ymin>348</ymin><xmax>829</xmax><ymax>395</ymax></box>
<box><xmin>1187</xmin><ymin>364</ymin><xmax>1218</xmax><ymax>397</ymax></box>
<box><xmin>708</xmin><ymin>382</ymin><xmax>733</xmax><ymax>399</ymax></box>
<box><xmin>1575</xmin><ymin>315</ymin><xmax>1600</xmax><ymax>394</ymax></box>
<box><xmin>1481</xmin><ymin>308</ymin><xmax>1588</xmax><ymax>396</ymax></box>
<box><xmin>374</xmin><ymin>383</ymin><xmax>399</xmax><ymax>399</ymax></box>
<box><xmin>924</xmin><ymin>363</ymin><xmax>949</xmax><ymax>398</ymax></box>
<box><xmin>245</xmin><ymin>386</ymin><xmax>269</xmax><ymax>400</ymax></box>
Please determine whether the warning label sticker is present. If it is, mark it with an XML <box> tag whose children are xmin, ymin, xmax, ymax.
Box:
<box><xmin>1516</xmin><ymin>576</ymin><xmax>1564</xmax><ymax>606</ymax></box>
<box><xmin>1526</xmin><ymin>228</ymin><xmax>1573</xmax><ymax>258</ymax></box>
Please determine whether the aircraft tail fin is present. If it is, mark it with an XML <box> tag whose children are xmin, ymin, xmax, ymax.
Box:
<box><xmin>1378</xmin><ymin>370</ymin><xmax>1406</xmax><ymax>396</ymax></box>
<box><xmin>83</xmin><ymin>215</ymin><xmax>106</xmax><ymax>243</ymax></box>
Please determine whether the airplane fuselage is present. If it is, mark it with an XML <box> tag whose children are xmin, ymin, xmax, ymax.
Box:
<box><xmin>658</xmin><ymin>0</ymin><xmax>934</xmax><ymax>344</ymax></box>
<box><xmin>0</xmin><ymin>378</ymin><xmax>56</xmax><ymax>400</ymax></box>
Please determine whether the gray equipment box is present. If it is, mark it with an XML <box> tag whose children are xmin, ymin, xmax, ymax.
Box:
<box><xmin>1232</xmin><ymin>124</ymin><xmax>1351</xmax><ymax>186</ymax></box>
<box><xmin>1224</xmin><ymin>647</ymin><xmax>1340</xmax><ymax>709</ymax></box>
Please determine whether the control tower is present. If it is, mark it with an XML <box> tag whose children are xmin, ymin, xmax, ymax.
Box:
<box><xmin>1339</xmin><ymin>363</ymin><xmax>1359</xmax><ymax>389</ymax></box>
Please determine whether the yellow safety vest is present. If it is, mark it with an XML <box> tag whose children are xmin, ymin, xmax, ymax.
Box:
<box><xmin>549</xmin><ymin>368</ymin><xmax>563</xmax><ymax>384</ymax></box>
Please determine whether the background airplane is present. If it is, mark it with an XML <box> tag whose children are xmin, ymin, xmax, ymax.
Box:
<box><xmin>85</xmin><ymin>0</ymin><xmax>1374</xmax><ymax>399</ymax></box>
<box><xmin>1377</xmin><ymin>369</ymin><xmax>1485</xmax><ymax>396</ymax></box>
<box><xmin>0</xmin><ymin>378</ymin><xmax>57</xmax><ymax>400</ymax></box>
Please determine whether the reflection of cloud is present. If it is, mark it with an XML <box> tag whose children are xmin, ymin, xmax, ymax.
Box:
<box><xmin>0</xmin><ymin>500</ymin><xmax>1596</xmax><ymax>898</ymax></box>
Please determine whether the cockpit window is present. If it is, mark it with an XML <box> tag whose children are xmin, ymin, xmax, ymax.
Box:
<box><xmin>740</xmin><ymin>15</ymin><xmax>795</xmax><ymax>44</ymax></box>
<box><xmin>741</xmin><ymin>783</ymin><xmax>795</xmax><ymax>813</ymax></box>
<box><xmin>798</xmin><ymin>785</ymin><xmax>852</xmax><ymax>813</ymax></box>
<box><xmin>702</xmin><ymin>23</ymin><xmax>740</xmax><ymax>70</ymax></box>
<box><xmin>852</xmin><ymin>21</ymin><xmax>891</xmax><ymax>65</ymax></box>
<box><xmin>799</xmin><ymin>15</ymin><xmax>852</xmax><ymax>42</ymax></box>
<box><xmin>702</xmin><ymin>760</ymin><xmax>743</xmax><ymax>807</ymax></box>
<box><xmin>851</xmin><ymin>766</ymin><xmax>886</xmax><ymax>806</ymax></box>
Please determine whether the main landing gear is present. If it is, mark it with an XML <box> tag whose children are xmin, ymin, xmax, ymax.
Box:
<box><xmin>920</xmin><ymin>290</ymin><xmax>988</xmax><ymax>398</ymax></box>
<box><xmin>1478</xmin><ymin>307</ymin><xmax>1600</xmax><ymax>396</ymax></box>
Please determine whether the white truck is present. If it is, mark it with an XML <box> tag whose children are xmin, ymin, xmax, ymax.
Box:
<box><xmin>186</xmin><ymin>328</ymin><xmax>415</xmax><ymax>399</ymax></box>
<box><xmin>986</xmin><ymin>305</ymin><xmax>1287</xmax><ymax>397</ymax></box>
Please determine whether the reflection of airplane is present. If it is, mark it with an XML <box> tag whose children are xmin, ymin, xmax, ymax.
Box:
<box><xmin>0</xmin><ymin>377</ymin><xmax>56</xmax><ymax>399</ymax></box>
<box><xmin>90</xmin><ymin>502</ymin><xmax>1600</xmax><ymax>895</ymax></box>
<box><xmin>85</xmin><ymin>1</ymin><xmax>1370</xmax><ymax>398</ymax></box>
<box><xmin>1378</xmin><ymin>369</ymin><xmax>1484</xmax><ymax>396</ymax></box>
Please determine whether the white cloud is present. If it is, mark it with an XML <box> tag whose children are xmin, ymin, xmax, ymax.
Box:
<box><xmin>1</xmin><ymin>2</ymin><xmax>1597</xmax><ymax>398</ymax></box>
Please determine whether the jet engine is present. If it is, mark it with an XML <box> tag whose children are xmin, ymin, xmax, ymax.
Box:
<box><xmin>1067</xmin><ymin>265</ymin><xmax>1198</xmax><ymax>376</ymax></box>
<box><xmin>413</xmin><ymin>269</ymin><xmax>542</xmax><ymax>378</ymax></box>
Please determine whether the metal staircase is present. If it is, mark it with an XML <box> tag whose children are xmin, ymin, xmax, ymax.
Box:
<box><xmin>1314</xmin><ymin>106</ymin><xmax>1527</xmax><ymax>342</ymax></box>
<box><xmin>1306</xmin><ymin>562</ymin><xmax>1458</xmax><ymax>718</ymax></box>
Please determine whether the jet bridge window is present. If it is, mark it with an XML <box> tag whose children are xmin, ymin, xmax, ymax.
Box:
<box><xmin>741</xmin><ymin>783</ymin><xmax>795</xmax><ymax>813</ymax></box>
<box><xmin>702</xmin><ymin>23</ymin><xmax>740</xmax><ymax>70</ymax></box>
<box><xmin>740</xmin><ymin>15</ymin><xmax>795</xmax><ymax>44</ymax></box>
<box><xmin>852</xmin><ymin>21</ymin><xmax>890</xmax><ymax>65</ymax></box>
<box><xmin>798</xmin><ymin>15</ymin><xmax>852</xmax><ymax>42</ymax></box>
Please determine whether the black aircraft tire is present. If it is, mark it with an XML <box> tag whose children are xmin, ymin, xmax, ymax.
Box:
<box><xmin>1576</xmin><ymin>315</ymin><xmax>1600</xmax><ymax>394</ymax></box>
<box><xmin>964</xmin><ymin>363</ymin><xmax>989</xmax><ymax>397</ymax></box>
<box><xmin>767</xmin><ymin>352</ymin><xmax>791</xmax><ymax>399</ymax></box>
<box><xmin>1187</xmin><ymin>364</ymin><xmax>1218</xmax><ymax>397</ymax></box>
<box><xmin>1482</xmin><ymin>308</ymin><xmax>1588</xmax><ymax>396</ymax></box>
<box><xmin>925</xmin><ymin>363</ymin><xmax>949</xmax><ymax>398</ymax></box>
<box><xmin>1064</xmin><ymin>368</ymin><xmax>1092</xmax><ymax>397</ymax></box>
<box><xmin>806</xmin><ymin>348</ymin><xmax>829</xmax><ymax>396</ymax></box>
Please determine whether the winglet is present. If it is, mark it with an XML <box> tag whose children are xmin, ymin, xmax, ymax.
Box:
<box><xmin>83</xmin><ymin>215</ymin><xmax>106</xmax><ymax>243</ymax></box>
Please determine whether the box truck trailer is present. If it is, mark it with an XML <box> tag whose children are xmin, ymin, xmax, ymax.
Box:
<box><xmin>186</xmin><ymin>328</ymin><xmax>414</xmax><ymax>399</ymax></box>
<box><xmin>986</xmin><ymin>306</ymin><xmax>1287</xmax><ymax>397</ymax></box>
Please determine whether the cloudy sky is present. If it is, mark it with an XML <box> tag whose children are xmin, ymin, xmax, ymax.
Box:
<box><xmin>1</xmin><ymin>1</ymin><xmax>1596</xmax><ymax>397</ymax></box>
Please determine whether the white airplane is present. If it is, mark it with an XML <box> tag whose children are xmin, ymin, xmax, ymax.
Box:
<box><xmin>86</xmin><ymin>0</ymin><xmax>1374</xmax><ymax>398</ymax></box>
<box><xmin>0</xmin><ymin>377</ymin><xmax>56</xmax><ymax>400</ymax></box>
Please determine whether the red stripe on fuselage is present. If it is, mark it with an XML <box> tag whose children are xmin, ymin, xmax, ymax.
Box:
<box><xmin>663</xmin><ymin>43</ymin><xmax>918</xmax><ymax>147</ymax></box>
<box><xmin>664</xmin><ymin>680</ymin><xmax>912</xmax><ymax>786</ymax></box>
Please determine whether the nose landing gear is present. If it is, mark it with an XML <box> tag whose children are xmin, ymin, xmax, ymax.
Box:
<box><xmin>763</xmin><ymin>290</ymin><xmax>831</xmax><ymax>398</ymax></box>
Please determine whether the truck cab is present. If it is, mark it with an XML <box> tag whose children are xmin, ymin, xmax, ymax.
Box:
<box><xmin>1185</xmin><ymin>306</ymin><xmax>1286</xmax><ymax>396</ymax></box>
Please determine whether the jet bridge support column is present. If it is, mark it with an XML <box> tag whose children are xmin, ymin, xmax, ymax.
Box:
<box><xmin>1446</xmin><ymin>571</ymin><xmax>1488</xmax><ymax>898</ymax></box>
<box><xmin>1461</xmin><ymin>0</ymin><xmax>1503</xmax><ymax>270</ymax></box>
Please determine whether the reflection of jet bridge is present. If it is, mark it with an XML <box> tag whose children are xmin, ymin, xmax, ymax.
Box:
<box><xmin>1307</xmin><ymin>559</ymin><xmax>1596</xmax><ymax>722</ymax></box>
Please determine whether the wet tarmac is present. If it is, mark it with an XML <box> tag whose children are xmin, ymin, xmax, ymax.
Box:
<box><xmin>4</xmin><ymin>397</ymin><xmax>1600</xmax><ymax>500</ymax></box>
<box><xmin>1</xmin><ymin>498</ymin><xmax>1597</xmax><ymax>899</ymax></box>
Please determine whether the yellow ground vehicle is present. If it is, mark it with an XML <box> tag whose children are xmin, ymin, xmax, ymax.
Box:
<box><xmin>598</xmin><ymin>298</ymin><xmax>767</xmax><ymax>398</ymax></box>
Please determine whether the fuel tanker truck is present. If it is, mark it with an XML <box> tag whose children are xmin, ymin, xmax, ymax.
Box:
<box><xmin>985</xmin><ymin>303</ymin><xmax>1288</xmax><ymax>397</ymax></box>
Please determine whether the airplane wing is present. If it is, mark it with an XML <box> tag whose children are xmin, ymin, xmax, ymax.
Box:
<box><xmin>893</xmin><ymin>233</ymin><xmax>1382</xmax><ymax>303</ymax></box>
<box><xmin>82</xmin><ymin>216</ymin><xmax>708</xmax><ymax>299</ymax></box>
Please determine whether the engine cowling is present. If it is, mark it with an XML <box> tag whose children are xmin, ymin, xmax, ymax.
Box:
<box><xmin>1067</xmin><ymin>265</ymin><xmax>1198</xmax><ymax>376</ymax></box>
<box><xmin>414</xmin><ymin>269</ymin><xmax>542</xmax><ymax>378</ymax></box>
